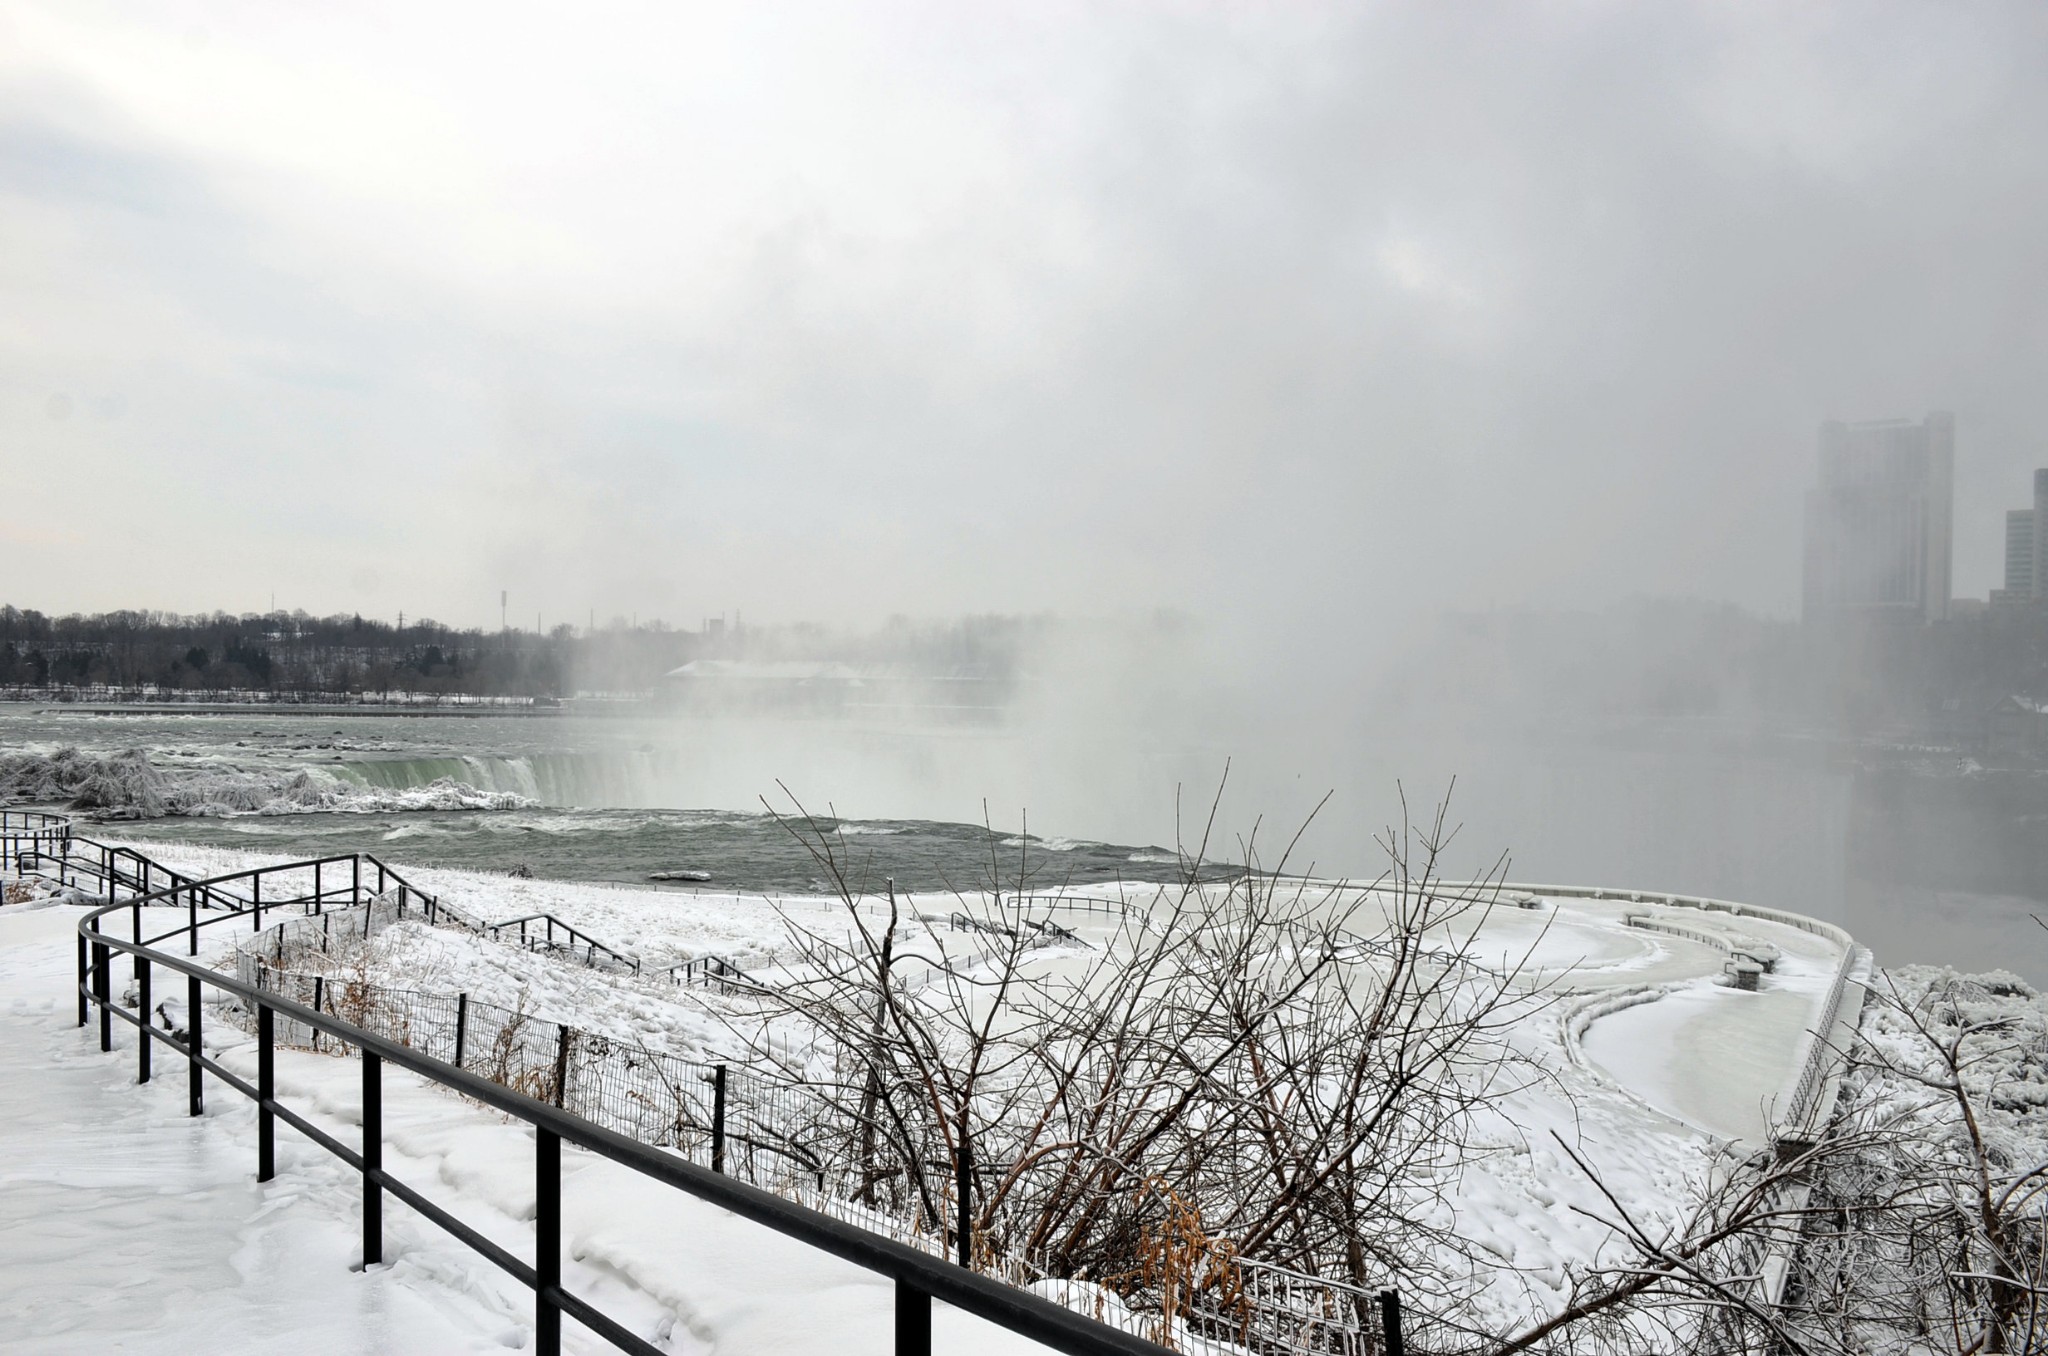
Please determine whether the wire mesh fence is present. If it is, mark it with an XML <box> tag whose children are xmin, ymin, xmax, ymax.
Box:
<box><xmin>221</xmin><ymin>897</ymin><xmax>1392</xmax><ymax>1356</ymax></box>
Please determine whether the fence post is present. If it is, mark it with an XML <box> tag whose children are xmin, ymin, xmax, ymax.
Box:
<box><xmin>94</xmin><ymin>924</ymin><xmax>110</xmax><ymax>1053</ymax></box>
<box><xmin>188</xmin><ymin>884</ymin><xmax>198</xmax><ymax>957</ymax></box>
<box><xmin>454</xmin><ymin>993</ymin><xmax>468</xmax><ymax>1069</ymax></box>
<box><xmin>76</xmin><ymin>933</ymin><xmax>87</xmax><ymax>1027</ymax></box>
<box><xmin>363</xmin><ymin>1052</ymin><xmax>383</xmax><ymax>1267</ymax></box>
<box><xmin>896</xmin><ymin>1278</ymin><xmax>932</xmax><ymax>1356</ymax></box>
<box><xmin>956</xmin><ymin>1134</ymin><xmax>973</xmax><ymax>1269</ymax></box>
<box><xmin>253</xmin><ymin>874</ymin><xmax>262</xmax><ymax>932</ymax></box>
<box><xmin>258</xmin><ymin>1004</ymin><xmax>275</xmax><ymax>1182</ymax></box>
<box><xmin>1378</xmin><ymin>1290</ymin><xmax>1405</xmax><ymax>1356</ymax></box>
<box><xmin>187</xmin><ymin>974</ymin><xmax>204</xmax><ymax>1117</ymax></box>
<box><xmin>352</xmin><ymin>855</ymin><xmax>361</xmax><ymax>906</ymax></box>
<box><xmin>136</xmin><ymin>957</ymin><xmax>151</xmax><ymax>1083</ymax></box>
<box><xmin>312</xmin><ymin>977</ymin><xmax>324</xmax><ymax>1051</ymax></box>
<box><xmin>712</xmin><ymin>1065</ymin><xmax>727</xmax><ymax>1173</ymax></box>
<box><xmin>537</xmin><ymin>1129</ymin><xmax>562</xmax><ymax>1356</ymax></box>
<box><xmin>314</xmin><ymin>861</ymin><xmax>323</xmax><ymax>912</ymax></box>
<box><xmin>552</xmin><ymin>1025</ymin><xmax>572</xmax><ymax>1109</ymax></box>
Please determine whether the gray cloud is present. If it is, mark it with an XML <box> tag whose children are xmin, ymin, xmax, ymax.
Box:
<box><xmin>3</xmin><ymin>1</ymin><xmax>2046</xmax><ymax>639</ymax></box>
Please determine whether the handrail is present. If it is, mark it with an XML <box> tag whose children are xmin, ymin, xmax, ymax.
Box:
<box><xmin>71</xmin><ymin>877</ymin><xmax>1174</xmax><ymax>1355</ymax></box>
<box><xmin>485</xmin><ymin>913</ymin><xmax>641</xmax><ymax>972</ymax></box>
<box><xmin>0</xmin><ymin>811</ymin><xmax>72</xmax><ymax>874</ymax></box>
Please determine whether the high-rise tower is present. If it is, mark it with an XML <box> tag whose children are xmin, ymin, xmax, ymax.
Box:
<box><xmin>1802</xmin><ymin>412</ymin><xmax>1954</xmax><ymax>623</ymax></box>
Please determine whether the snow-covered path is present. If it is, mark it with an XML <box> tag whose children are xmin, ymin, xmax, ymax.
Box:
<box><xmin>0</xmin><ymin>904</ymin><xmax>1034</xmax><ymax>1354</ymax></box>
<box><xmin>0</xmin><ymin>836</ymin><xmax>1861</xmax><ymax>1346</ymax></box>
<box><xmin>0</xmin><ymin>907</ymin><xmax>510</xmax><ymax>1353</ymax></box>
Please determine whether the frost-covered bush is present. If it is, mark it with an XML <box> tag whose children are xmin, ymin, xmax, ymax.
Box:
<box><xmin>0</xmin><ymin>746</ymin><xmax>531</xmax><ymax>817</ymax></box>
<box><xmin>1796</xmin><ymin>965</ymin><xmax>2048</xmax><ymax>1355</ymax></box>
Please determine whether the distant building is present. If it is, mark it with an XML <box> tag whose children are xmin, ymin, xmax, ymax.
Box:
<box><xmin>1802</xmin><ymin>412</ymin><xmax>1954</xmax><ymax>624</ymax></box>
<box><xmin>1987</xmin><ymin>469</ymin><xmax>2047</xmax><ymax>609</ymax></box>
<box><xmin>659</xmin><ymin>660</ymin><xmax>859</xmax><ymax>714</ymax></box>
<box><xmin>2035</xmin><ymin>469</ymin><xmax>2048</xmax><ymax>598</ymax></box>
<box><xmin>2006</xmin><ymin>509</ymin><xmax>2037</xmax><ymax>596</ymax></box>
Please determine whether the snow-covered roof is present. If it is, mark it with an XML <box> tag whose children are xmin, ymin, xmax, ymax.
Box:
<box><xmin>662</xmin><ymin>660</ymin><xmax>862</xmax><ymax>684</ymax></box>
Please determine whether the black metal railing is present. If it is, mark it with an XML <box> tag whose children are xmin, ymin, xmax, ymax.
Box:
<box><xmin>669</xmin><ymin>953</ymin><xmax>757</xmax><ymax>991</ymax></box>
<box><xmin>70</xmin><ymin>860</ymin><xmax>1181</xmax><ymax>1356</ymax></box>
<box><xmin>485</xmin><ymin>912</ymin><xmax>641</xmax><ymax>972</ymax></box>
<box><xmin>0</xmin><ymin>809</ymin><xmax>71</xmax><ymax>871</ymax></box>
<box><xmin>20</xmin><ymin>821</ymin><xmax>1409</xmax><ymax>1355</ymax></box>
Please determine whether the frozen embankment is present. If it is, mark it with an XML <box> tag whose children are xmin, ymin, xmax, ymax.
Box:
<box><xmin>0</xmin><ymin>904</ymin><xmax>1037</xmax><ymax>1354</ymax></box>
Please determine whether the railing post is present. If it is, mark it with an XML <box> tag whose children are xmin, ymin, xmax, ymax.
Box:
<box><xmin>253</xmin><ymin>873</ymin><xmax>262</xmax><ymax>932</ymax></box>
<box><xmin>363</xmin><ymin>1052</ymin><xmax>383</xmax><ymax>1267</ymax></box>
<box><xmin>136</xmin><ymin>957</ymin><xmax>151</xmax><ymax>1083</ymax></box>
<box><xmin>537</xmin><ymin>1128</ymin><xmax>561</xmax><ymax>1356</ymax></box>
<box><xmin>315</xmin><ymin>860</ymin><xmax>323</xmax><ymax>913</ymax></box>
<box><xmin>76</xmin><ymin>932</ymin><xmax>87</xmax><ymax>1027</ymax></box>
<box><xmin>312</xmin><ymin>976</ymin><xmax>324</xmax><ymax>1051</ymax></box>
<box><xmin>1379</xmin><ymin>1290</ymin><xmax>1405</xmax><ymax>1356</ymax></box>
<box><xmin>258</xmin><ymin>1004</ymin><xmax>275</xmax><ymax>1182</ymax></box>
<box><xmin>956</xmin><ymin>1134</ymin><xmax>973</xmax><ymax>1269</ymax></box>
<box><xmin>94</xmin><ymin>925</ymin><xmax>110</xmax><ymax>1053</ymax></box>
<box><xmin>352</xmin><ymin>855</ymin><xmax>361</xmax><ymax>906</ymax></box>
<box><xmin>188</xmin><ymin>884</ymin><xmax>198</xmax><ymax>957</ymax></box>
<box><xmin>896</xmin><ymin>1278</ymin><xmax>932</xmax><ymax>1356</ymax></box>
<box><xmin>454</xmin><ymin>992</ymin><xmax>468</xmax><ymax>1069</ymax></box>
<box><xmin>187</xmin><ymin>974</ymin><xmax>204</xmax><ymax>1117</ymax></box>
<box><xmin>712</xmin><ymin>1065</ymin><xmax>727</xmax><ymax>1173</ymax></box>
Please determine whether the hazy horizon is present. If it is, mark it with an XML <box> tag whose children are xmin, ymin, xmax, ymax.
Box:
<box><xmin>7</xmin><ymin>2</ymin><xmax>2048</xmax><ymax>645</ymax></box>
<box><xmin>6</xmin><ymin>2</ymin><xmax>2048</xmax><ymax>977</ymax></box>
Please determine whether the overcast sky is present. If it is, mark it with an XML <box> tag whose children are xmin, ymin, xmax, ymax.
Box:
<box><xmin>4</xmin><ymin>1</ymin><xmax>2046</xmax><ymax>636</ymax></box>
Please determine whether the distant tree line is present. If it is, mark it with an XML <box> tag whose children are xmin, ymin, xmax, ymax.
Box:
<box><xmin>0</xmin><ymin>605</ymin><xmax>1052</xmax><ymax>701</ymax></box>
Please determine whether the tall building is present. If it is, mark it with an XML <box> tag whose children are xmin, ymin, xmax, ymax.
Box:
<box><xmin>1802</xmin><ymin>413</ymin><xmax>1955</xmax><ymax>623</ymax></box>
<box><xmin>1992</xmin><ymin>468</ymin><xmax>2048</xmax><ymax>605</ymax></box>
<box><xmin>2037</xmin><ymin>468</ymin><xmax>2048</xmax><ymax>598</ymax></box>
<box><xmin>2006</xmin><ymin>509</ymin><xmax>2037</xmax><ymax>596</ymax></box>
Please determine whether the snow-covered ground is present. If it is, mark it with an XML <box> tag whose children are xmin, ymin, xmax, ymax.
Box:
<box><xmin>1</xmin><ymin>841</ymin><xmax>1853</xmax><ymax>1348</ymax></box>
<box><xmin>0</xmin><ymin>900</ymin><xmax>1049</xmax><ymax>1354</ymax></box>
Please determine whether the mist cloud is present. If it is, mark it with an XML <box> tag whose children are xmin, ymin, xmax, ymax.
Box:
<box><xmin>3</xmin><ymin>1</ymin><xmax>2046</xmax><ymax>646</ymax></box>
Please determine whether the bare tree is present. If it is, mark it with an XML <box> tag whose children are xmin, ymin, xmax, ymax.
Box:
<box><xmin>690</xmin><ymin>778</ymin><xmax>1564</xmax><ymax>1345</ymax></box>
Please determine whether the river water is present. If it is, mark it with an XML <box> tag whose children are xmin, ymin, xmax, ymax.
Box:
<box><xmin>2</xmin><ymin>703</ymin><xmax>2042</xmax><ymax>979</ymax></box>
